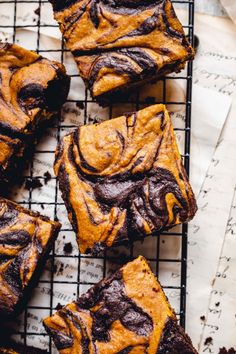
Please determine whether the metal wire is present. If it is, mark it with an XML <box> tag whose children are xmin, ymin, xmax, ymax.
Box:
<box><xmin>0</xmin><ymin>0</ymin><xmax>194</xmax><ymax>351</ymax></box>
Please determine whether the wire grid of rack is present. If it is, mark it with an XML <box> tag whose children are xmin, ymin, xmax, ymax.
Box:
<box><xmin>0</xmin><ymin>0</ymin><xmax>194</xmax><ymax>352</ymax></box>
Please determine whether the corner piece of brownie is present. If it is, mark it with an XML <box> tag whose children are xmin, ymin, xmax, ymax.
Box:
<box><xmin>0</xmin><ymin>43</ymin><xmax>70</xmax><ymax>137</ymax></box>
<box><xmin>54</xmin><ymin>104</ymin><xmax>197</xmax><ymax>254</ymax></box>
<box><xmin>43</xmin><ymin>256</ymin><xmax>198</xmax><ymax>353</ymax></box>
<box><xmin>49</xmin><ymin>0</ymin><xmax>194</xmax><ymax>101</ymax></box>
<box><xmin>0</xmin><ymin>198</ymin><xmax>61</xmax><ymax>317</ymax></box>
<box><xmin>0</xmin><ymin>42</ymin><xmax>70</xmax><ymax>183</ymax></box>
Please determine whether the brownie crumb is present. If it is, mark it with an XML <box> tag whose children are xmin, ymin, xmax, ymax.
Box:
<box><xmin>34</xmin><ymin>7</ymin><xmax>40</xmax><ymax>16</ymax></box>
<box><xmin>219</xmin><ymin>348</ymin><xmax>236</xmax><ymax>354</ymax></box>
<box><xmin>76</xmin><ymin>101</ymin><xmax>85</xmax><ymax>109</ymax></box>
<box><xmin>204</xmin><ymin>337</ymin><xmax>213</xmax><ymax>346</ymax></box>
<box><xmin>25</xmin><ymin>178</ymin><xmax>43</xmax><ymax>190</ymax></box>
<box><xmin>44</xmin><ymin>171</ymin><xmax>52</xmax><ymax>185</ymax></box>
<box><xmin>63</xmin><ymin>242</ymin><xmax>73</xmax><ymax>254</ymax></box>
<box><xmin>55</xmin><ymin>303</ymin><xmax>63</xmax><ymax>311</ymax></box>
<box><xmin>200</xmin><ymin>315</ymin><xmax>206</xmax><ymax>321</ymax></box>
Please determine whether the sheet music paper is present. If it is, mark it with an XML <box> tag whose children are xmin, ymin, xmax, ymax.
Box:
<box><xmin>181</xmin><ymin>11</ymin><xmax>236</xmax><ymax>352</ymax></box>
<box><xmin>187</xmin><ymin>99</ymin><xmax>236</xmax><ymax>351</ymax></box>
<box><xmin>199</xmin><ymin>95</ymin><xmax>236</xmax><ymax>352</ymax></box>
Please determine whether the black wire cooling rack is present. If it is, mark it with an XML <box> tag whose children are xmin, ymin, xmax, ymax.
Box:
<box><xmin>0</xmin><ymin>0</ymin><xmax>194</xmax><ymax>352</ymax></box>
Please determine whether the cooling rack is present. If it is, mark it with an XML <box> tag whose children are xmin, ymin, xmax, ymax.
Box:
<box><xmin>0</xmin><ymin>0</ymin><xmax>194</xmax><ymax>352</ymax></box>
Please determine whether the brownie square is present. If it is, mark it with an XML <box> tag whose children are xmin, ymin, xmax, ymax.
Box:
<box><xmin>0</xmin><ymin>43</ymin><xmax>70</xmax><ymax>137</ymax></box>
<box><xmin>49</xmin><ymin>0</ymin><xmax>194</xmax><ymax>101</ymax></box>
<box><xmin>54</xmin><ymin>104</ymin><xmax>197</xmax><ymax>254</ymax></box>
<box><xmin>0</xmin><ymin>43</ymin><xmax>70</xmax><ymax>183</ymax></box>
<box><xmin>43</xmin><ymin>256</ymin><xmax>197</xmax><ymax>353</ymax></box>
<box><xmin>0</xmin><ymin>134</ymin><xmax>25</xmax><ymax>183</ymax></box>
<box><xmin>0</xmin><ymin>198</ymin><xmax>61</xmax><ymax>317</ymax></box>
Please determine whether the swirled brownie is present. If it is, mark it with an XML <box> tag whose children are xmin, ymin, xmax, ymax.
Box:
<box><xmin>0</xmin><ymin>43</ymin><xmax>70</xmax><ymax>137</ymax></box>
<box><xmin>43</xmin><ymin>256</ymin><xmax>198</xmax><ymax>353</ymax></box>
<box><xmin>54</xmin><ymin>104</ymin><xmax>197</xmax><ymax>254</ymax></box>
<box><xmin>0</xmin><ymin>198</ymin><xmax>61</xmax><ymax>317</ymax></box>
<box><xmin>49</xmin><ymin>0</ymin><xmax>194</xmax><ymax>101</ymax></box>
<box><xmin>0</xmin><ymin>42</ymin><xmax>70</xmax><ymax>183</ymax></box>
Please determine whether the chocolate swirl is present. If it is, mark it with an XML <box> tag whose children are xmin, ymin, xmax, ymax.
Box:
<box><xmin>0</xmin><ymin>198</ymin><xmax>61</xmax><ymax>317</ymax></box>
<box><xmin>78</xmin><ymin>270</ymin><xmax>153</xmax><ymax>341</ymax></box>
<box><xmin>44</xmin><ymin>256</ymin><xmax>198</xmax><ymax>354</ymax></box>
<box><xmin>54</xmin><ymin>104</ymin><xmax>197</xmax><ymax>254</ymax></box>
<box><xmin>49</xmin><ymin>0</ymin><xmax>194</xmax><ymax>100</ymax></box>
